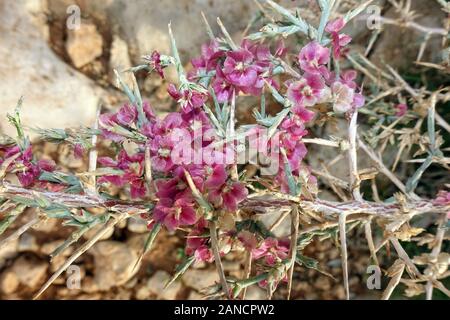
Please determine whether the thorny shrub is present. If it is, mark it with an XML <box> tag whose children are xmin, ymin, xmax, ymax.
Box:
<box><xmin>0</xmin><ymin>0</ymin><xmax>449</xmax><ymax>300</ymax></box>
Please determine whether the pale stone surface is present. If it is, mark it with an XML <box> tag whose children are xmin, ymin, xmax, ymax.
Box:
<box><xmin>0</xmin><ymin>270</ymin><xmax>20</xmax><ymax>295</ymax></box>
<box><xmin>18</xmin><ymin>233</ymin><xmax>39</xmax><ymax>252</ymax></box>
<box><xmin>0</xmin><ymin>239</ymin><xmax>19</xmax><ymax>269</ymax></box>
<box><xmin>82</xmin><ymin>224</ymin><xmax>115</xmax><ymax>241</ymax></box>
<box><xmin>66</xmin><ymin>22</ymin><xmax>103</xmax><ymax>68</ymax></box>
<box><xmin>127</xmin><ymin>216</ymin><xmax>148</xmax><ymax>234</ymax></box>
<box><xmin>147</xmin><ymin>270</ymin><xmax>182</xmax><ymax>300</ymax></box>
<box><xmin>0</xmin><ymin>0</ymin><xmax>104</xmax><ymax>137</ymax></box>
<box><xmin>187</xmin><ymin>290</ymin><xmax>204</xmax><ymax>300</ymax></box>
<box><xmin>182</xmin><ymin>269</ymin><xmax>219</xmax><ymax>291</ymax></box>
<box><xmin>89</xmin><ymin>240</ymin><xmax>139</xmax><ymax>291</ymax></box>
<box><xmin>245</xmin><ymin>285</ymin><xmax>266</xmax><ymax>300</ymax></box>
<box><xmin>11</xmin><ymin>256</ymin><xmax>48</xmax><ymax>288</ymax></box>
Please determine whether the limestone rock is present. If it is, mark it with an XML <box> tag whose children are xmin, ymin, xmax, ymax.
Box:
<box><xmin>0</xmin><ymin>0</ymin><xmax>104</xmax><ymax>138</ymax></box>
<box><xmin>66</xmin><ymin>22</ymin><xmax>104</xmax><ymax>68</ymax></box>
<box><xmin>147</xmin><ymin>270</ymin><xmax>182</xmax><ymax>300</ymax></box>
<box><xmin>18</xmin><ymin>233</ymin><xmax>39</xmax><ymax>252</ymax></box>
<box><xmin>127</xmin><ymin>216</ymin><xmax>148</xmax><ymax>234</ymax></box>
<box><xmin>0</xmin><ymin>238</ymin><xmax>18</xmax><ymax>268</ymax></box>
<box><xmin>89</xmin><ymin>240</ymin><xmax>138</xmax><ymax>291</ymax></box>
<box><xmin>0</xmin><ymin>270</ymin><xmax>20</xmax><ymax>295</ymax></box>
<box><xmin>11</xmin><ymin>256</ymin><xmax>48</xmax><ymax>288</ymax></box>
<box><xmin>182</xmin><ymin>269</ymin><xmax>219</xmax><ymax>292</ymax></box>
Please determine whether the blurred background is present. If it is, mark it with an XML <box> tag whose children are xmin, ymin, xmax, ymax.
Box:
<box><xmin>0</xmin><ymin>0</ymin><xmax>448</xmax><ymax>300</ymax></box>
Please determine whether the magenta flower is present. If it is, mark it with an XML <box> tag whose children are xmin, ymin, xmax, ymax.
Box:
<box><xmin>167</xmin><ymin>84</ymin><xmax>209</xmax><ymax>120</ymax></box>
<box><xmin>298</xmin><ymin>41</ymin><xmax>330</xmax><ymax>77</ymax></box>
<box><xmin>221</xmin><ymin>40</ymin><xmax>272</xmax><ymax>96</ymax></box>
<box><xmin>252</xmin><ymin>238</ymin><xmax>290</xmax><ymax>266</ymax></box>
<box><xmin>184</xmin><ymin>218</ymin><xmax>213</xmax><ymax>261</ymax></box>
<box><xmin>223</xmin><ymin>49</ymin><xmax>259</xmax><ymax>88</ymax></box>
<box><xmin>211</xmin><ymin>68</ymin><xmax>234</xmax><ymax>103</ymax></box>
<box><xmin>208</xmin><ymin>180</ymin><xmax>248</xmax><ymax>212</ymax></box>
<box><xmin>326</xmin><ymin>18</ymin><xmax>352</xmax><ymax>59</ymax></box>
<box><xmin>149</xmin><ymin>134</ymin><xmax>177</xmax><ymax>172</ymax></box>
<box><xmin>331</xmin><ymin>81</ymin><xmax>364</xmax><ymax>113</ymax></box>
<box><xmin>191</xmin><ymin>40</ymin><xmax>225</xmax><ymax>74</ymax></box>
<box><xmin>145</xmin><ymin>50</ymin><xmax>165</xmax><ymax>78</ymax></box>
<box><xmin>203</xmin><ymin>165</ymin><xmax>248</xmax><ymax>212</ymax></box>
<box><xmin>280</xmin><ymin>117</ymin><xmax>308</xmax><ymax>138</ymax></box>
<box><xmin>73</xmin><ymin>144</ymin><xmax>85</xmax><ymax>159</ymax></box>
<box><xmin>98</xmin><ymin>150</ymin><xmax>147</xmax><ymax>199</ymax></box>
<box><xmin>287</xmin><ymin>73</ymin><xmax>330</xmax><ymax>107</ymax></box>
<box><xmin>292</xmin><ymin>105</ymin><xmax>315</xmax><ymax>123</ymax></box>
<box><xmin>0</xmin><ymin>145</ymin><xmax>55</xmax><ymax>188</ymax></box>
<box><xmin>434</xmin><ymin>190</ymin><xmax>450</xmax><ymax>219</ymax></box>
<box><xmin>99</xmin><ymin>101</ymin><xmax>157</xmax><ymax>141</ymax></box>
<box><xmin>395</xmin><ymin>103</ymin><xmax>408</xmax><ymax>117</ymax></box>
<box><xmin>153</xmin><ymin>195</ymin><xmax>197</xmax><ymax>230</ymax></box>
<box><xmin>116</xmin><ymin>103</ymin><xmax>137</xmax><ymax>126</ymax></box>
<box><xmin>204</xmin><ymin>164</ymin><xmax>228</xmax><ymax>189</ymax></box>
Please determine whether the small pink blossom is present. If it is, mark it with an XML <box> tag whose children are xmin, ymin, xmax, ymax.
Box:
<box><xmin>298</xmin><ymin>41</ymin><xmax>330</xmax><ymax>76</ymax></box>
<box><xmin>434</xmin><ymin>190</ymin><xmax>450</xmax><ymax>219</ymax></box>
<box><xmin>208</xmin><ymin>180</ymin><xmax>248</xmax><ymax>212</ymax></box>
<box><xmin>98</xmin><ymin>150</ymin><xmax>147</xmax><ymax>199</ymax></box>
<box><xmin>73</xmin><ymin>144</ymin><xmax>85</xmax><ymax>159</ymax></box>
<box><xmin>145</xmin><ymin>51</ymin><xmax>165</xmax><ymax>78</ymax></box>
<box><xmin>0</xmin><ymin>145</ymin><xmax>56</xmax><ymax>188</ymax></box>
<box><xmin>325</xmin><ymin>18</ymin><xmax>346</xmax><ymax>33</ymax></box>
<box><xmin>395</xmin><ymin>103</ymin><xmax>408</xmax><ymax>117</ymax></box>
<box><xmin>211</xmin><ymin>68</ymin><xmax>234</xmax><ymax>103</ymax></box>
<box><xmin>287</xmin><ymin>73</ymin><xmax>330</xmax><ymax>107</ymax></box>
<box><xmin>191</xmin><ymin>40</ymin><xmax>225</xmax><ymax>75</ymax></box>
<box><xmin>326</xmin><ymin>18</ymin><xmax>352</xmax><ymax>59</ymax></box>
<box><xmin>153</xmin><ymin>194</ymin><xmax>197</xmax><ymax>230</ymax></box>
<box><xmin>331</xmin><ymin>81</ymin><xmax>364</xmax><ymax>113</ymax></box>
<box><xmin>167</xmin><ymin>84</ymin><xmax>209</xmax><ymax>120</ymax></box>
<box><xmin>252</xmin><ymin>238</ymin><xmax>290</xmax><ymax>266</ymax></box>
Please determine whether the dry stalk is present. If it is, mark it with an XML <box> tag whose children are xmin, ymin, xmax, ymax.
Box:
<box><xmin>286</xmin><ymin>205</ymin><xmax>299</xmax><ymax>300</ymax></box>
<box><xmin>209</xmin><ymin>220</ymin><xmax>231</xmax><ymax>299</ymax></box>
<box><xmin>33</xmin><ymin>212</ymin><xmax>128</xmax><ymax>299</ymax></box>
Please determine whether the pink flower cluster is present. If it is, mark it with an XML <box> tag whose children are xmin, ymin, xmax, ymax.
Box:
<box><xmin>0</xmin><ymin>145</ymin><xmax>56</xmax><ymax>188</ymax></box>
<box><xmin>434</xmin><ymin>190</ymin><xmax>450</xmax><ymax>219</ymax></box>
<box><xmin>190</xmin><ymin>40</ymin><xmax>277</xmax><ymax>103</ymax></box>
<box><xmin>252</xmin><ymin>237</ymin><xmax>290</xmax><ymax>266</ymax></box>
<box><xmin>98</xmin><ymin>100</ymin><xmax>248</xmax><ymax>232</ymax></box>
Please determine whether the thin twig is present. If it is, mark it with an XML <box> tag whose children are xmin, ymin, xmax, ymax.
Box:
<box><xmin>209</xmin><ymin>221</ymin><xmax>231</xmax><ymax>299</ymax></box>
<box><xmin>240</xmin><ymin>252</ymin><xmax>252</xmax><ymax>300</ymax></box>
<box><xmin>0</xmin><ymin>215</ymin><xmax>40</xmax><ymax>251</ymax></box>
<box><xmin>33</xmin><ymin>212</ymin><xmax>128</xmax><ymax>299</ymax></box>
<box><xmin>286</xmin><ymin>205</ymin><xmax>299</xmax><ymax>300</ymax></box>
<box><xmin>381</xmin><ymin>260</ymin><xmax>405</xmax><ymax>300</ymax></box>
<box><xmin>425</xmin><ymin>213</ymin><xmax>448</xmax><ymax>300</ymax></box>
<box><xmin>348</xmin><ymin>112</ymin><xmax>363</xmax><ymax>201</ymax></box>
<box><xmin>357</xmin><ymin>136</ymin><xmax>420</xmax><ymax>200</ymax></box>
<box><xmin>339</xmin><ymin>212</ymin><xmax>350</xmax><ymax>300</ymax></box>
<box><xmin>364</xmin><ymin>220</ymin><xmax>379</xmax><ymax>266</ymax></box>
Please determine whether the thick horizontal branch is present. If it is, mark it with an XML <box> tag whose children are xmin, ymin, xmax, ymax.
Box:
<box><xmin>1</xmin><ymin>184</ymin><xmax>448</xmax><ymax>220</ymax></box>
<box><xmin>0</xmin><ymin>183</ymin><xmax>148</xmax><ymax>215</ymax></box>
<box><xmin>242</xmin><ymin>195</ymin><xmax>449</xmax><ymax>218</ymax></box>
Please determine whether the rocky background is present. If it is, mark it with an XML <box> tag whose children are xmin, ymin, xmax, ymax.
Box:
<box><xmin>0</xmin><ymin>0</ymin><xmax>447</xmax><ymax>300</ymax></box>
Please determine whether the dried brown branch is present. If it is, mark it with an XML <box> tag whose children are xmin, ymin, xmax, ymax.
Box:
<box><xmin>209</xmin><ymin>220</ymin><xmax>231</xmax><ymax>299</ymax></box>
<box><xmin>286</xmin><ymin>205</ymin><xmax>299</xmax><ymax>300</ymax></box>
<box><xmin>33</xmin><ymin>212</ymin><xmax>128</xmax><ymax>299</ymax></box>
